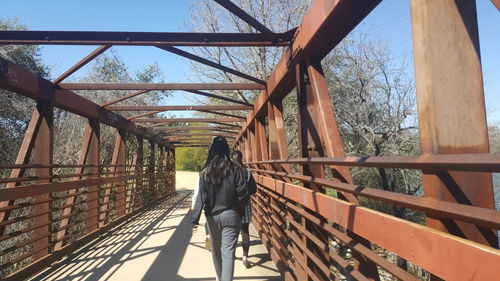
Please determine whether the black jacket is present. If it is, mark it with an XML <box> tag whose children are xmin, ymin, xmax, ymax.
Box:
<box><xmin>191</xmin><ymin>166</ymin><xmax>247</xmax><ymax>226</ymax></box>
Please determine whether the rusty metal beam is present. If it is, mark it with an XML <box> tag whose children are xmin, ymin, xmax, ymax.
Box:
<box><xmin>0</xmin><ymin>58</ymin><xmax>170</xmax><ymax>147</ymax></box>
<box><xmin>0</xmin><ymin>110</ymin><xmax>42</xmax><ymax>235</ymax></box>
<box><xmin>32</xmin><ymin>99</ymin><xmax>53</xmax><ymax>261</ymax></box>
<box><xmin>157</xmin><ymin>46</ymin><xmax>265</xmax><ymax>84</ymax></box>
<box><xmin>0</xmin><ymin>30</ymin><xmax>292</xmax><ymax>46</ymax></box>
<box><xmin>214</xmin><ymin>0</ymin><xmax>274</xmax><ymax>37</ymax></box>
<box><xmin>170</xmin><ymin>138</ymin><xmax>213</xmax><ymax>142</ymax></box>
<box><xmin>250</xmin><ymin>168</ymin><xmax>500</xmax><ymax>230</ymax></box>
<box><xmin>184</xmin><ymin>90</ymin><xmax>252</xmax><ymax>106</ymax></box>
<box><xmin>100</xmin><ymin>90</ymin><xmax>150</xmax><ymax>107</ymax></box>
<box><xmin>255</xmin><ymin>174</ymin><xmax>500</xmax><ymax>281</ymax></box>
<box><xmin>58</xmin><ymin>82</ymin><xmax>265</xmax><ymax>91</ymax></box>
<box><xmin>198</xmin><ymin>110</ymin><xmax>246</xmax><ymax>119</ymax></box>
<box><xmin>133</xmin><ymin>118</ymin><xmax>244</xmax><ymax>123</ymax></box>
<box><xmin>411</xmin><ymin>0</ymin><xmax>498</xmax><ymax>247</ymax></box>
<box><xmin>53</xmin><ymin>45</ymin><xmax>111</xmax><ymax>84</ymax></box>
<box><xmin>296</xmin><ymin>60</ymin><xmax>378</xmax><ymax>280</ymax></box>
<box><xmin>209</xmin><ymin>121</ymin><xmax>242</xmax><ymax>128</ymax></box>
<box><xmin>127</xmin><ymin>110</ymin><xmax>163</xmax><ymax>120</ymax></box>
<box><xmin>491</xmin><ymin>0</ymin><xmax>500</xmax><ymax>10</ymax></box>
<box><xmin>106</xmin><ymin>105</ymin><xmax>251</xmax><ymax>111</ymax></box>
<box><xmin>54</xmin><ymin>119</ymin><xmax>100</xmax><ymax>250</ymax></box>
<box><xmin>245</xmin><ymin>154</ymin><xmax>500</xmax><ymax>173</ymax></box>
<box><xmin>236</xmin><ymin>0</ymin><xmax>382</xmax><ymax>143</ymax></box>
<box><xmin>152</xmin><ymin>126</ymin><xmax>237</xmax><ymax>132</ymax></box>
<box><xmin>165</xmin><ymin>133</ymin><xmax>236</xmax><ymax>138</ymax></box>
<box><xmin>174</xmin><ymin>144</ymin><xmax>211</xmax><ymax>146</ymax></box>
<box><xmin>0</xmin><ymin>173</ymin><xmax>159</xmax><ymax>202</ymax></box>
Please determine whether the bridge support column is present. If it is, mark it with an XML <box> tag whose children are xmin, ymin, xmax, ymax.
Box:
<box><xmin>134</xmin><ymin>136</ymin><xmax>144</xmax><ymax>207</ymax></box>
<box><xmin>411</xmin><ymin>0</ymin><xmax>498</xmax><ymax>248</ymax></box>
<box><xmin>114</xmin><ymin>129</ymin><xmax>127</xmax><ymax>218</ymax></box>
<box><xmin>296</xmin><ymin>59</ymin><xmax>381</xmax><ymax>280</ymax></box>
<box><xmin>148</xmin><ymin>140</ymin><xmax>156</xmax><ymax>199</ymax></box>
<box><xmin>267</xmin><ymin>99</ymin><xmax>291</xmax><ymax>178</ymax></box>
<box><xmin>32</xmin><ymin>98</ymin><xmax>54</xmax><ymax>261</ymax></box>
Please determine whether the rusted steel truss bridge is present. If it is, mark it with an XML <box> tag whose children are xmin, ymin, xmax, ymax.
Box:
<box><xmin>0</xmin><ymin>1</ymin><xmax>499</xmax><ymax>280</ymax></box>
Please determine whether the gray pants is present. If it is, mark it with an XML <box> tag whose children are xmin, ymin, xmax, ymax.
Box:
<box><xmin>206</xmin><ymin>209</ymin><xmax>241</xmax><ymax>281</ymax></box>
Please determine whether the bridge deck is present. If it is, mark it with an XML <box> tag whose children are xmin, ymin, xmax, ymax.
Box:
<box><xmin>31</xmin><ymin>172</ymin><xmax>279</xmax><ymax>281</ymax></box>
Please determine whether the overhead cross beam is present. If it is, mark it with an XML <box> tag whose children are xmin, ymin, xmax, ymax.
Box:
<box><xmin>99</xmin><ymin>89</ymin><xmax>251</xmax><ymax>111</ymax></box>
<box><xmin>0</xmin><ymin>31</ymin><xmax>291</xmax><ymax>46</ymax></box>
<box><xmin>133</xmin><ymin>118</ymin><xmax>244</xmax><ymax>123</ymax></box>
<box><xmin>157</xmin><ymin>46</ymin><xmax>265</xmax><ymax>85</ymax></box>
<box><xmin>210</xmin><ymin>121</ymin><xmax>241</xmax><ymax>128</ymax></box>
<box><xmin>175</xmin><ymin>145</ymin><xmax>210</xmax><ymax>147</ymax></box>
<box><xmin>214</xmin><ymin>0</ymin><xmax>274</xmax><ymax>37</ymax></box>
<box><xmin>106</xmin><ymin>105</ymin><xmax>251</xmax><ymax>111</ymax></box>
<box><xmin>170</xmin><ymin>138</ymin><xmax>214</xmax><ymax>142</ymax></box>
<box><xmin>166</xmin><ymin>133</ymin><xmax>236</xmax><ymax>137</ymax></box>
<box><xmin>58</xmin><ymin>83</ymin><xmax>265</xmax><ymax>91</ymax></box>
<box><xmin>184</xmin><ymin>90</ymin><xmax>252</xmax><ymax>106</ymax></box>
<box><xmin>100</xmin><ymin>90</ymin><xmax>150</xmax><ymax>107</ymax></box>
<box><xmin>198</xmin><ymin>110</ymin><xmax>246</xmax><ymax>119</ymax></box>
<box><xmin>152</xmin><ymin>126</ymin><xmax>238</xmax><ymax>132</ymax></box>
<box><xmin>127</xmin><ymin>110</ymin><xmax>163</xmax><ymax>120</ymax></box>
<box><xmin>53</xmin><ymin>45</ymin><xmax>111</xmax><ymax>84</ymax></box>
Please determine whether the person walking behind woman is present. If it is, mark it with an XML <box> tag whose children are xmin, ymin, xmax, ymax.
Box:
<box><xmin>191</xmin><ymin>137</ymin><xmax>247</xmax><ymax>281</ymax></box>
<box><xmin>230</xmin><ymin>150</ymin><xmax>257</xmax><ymax>268</ymax></box>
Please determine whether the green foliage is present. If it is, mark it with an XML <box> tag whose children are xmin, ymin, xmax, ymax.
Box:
<box><xmin>176</xmin><ymin>147</ymin><xmax>208</xmax><ymax>171</ymax></box>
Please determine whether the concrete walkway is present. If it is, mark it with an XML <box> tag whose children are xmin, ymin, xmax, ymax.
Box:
<box><xmin>32</xmin><ymin>172</ymin><xmax>280</xmax><ymax>281</ymax></box>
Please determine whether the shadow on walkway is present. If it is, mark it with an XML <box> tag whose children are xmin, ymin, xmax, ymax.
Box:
<box><xmin>32</xmin><ymin>189</ymin><xmax>280</xmax><ymax>281</ymax></box>
<box><xmin>33</xmin><ymin>192</ymin><xmax>191</xmax><ymax>281</ymax></box>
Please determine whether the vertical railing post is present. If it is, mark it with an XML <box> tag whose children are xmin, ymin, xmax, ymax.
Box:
<box><xmin>158</xmin><ymin>145</ymin><xmax>165</xmax><ymax>196</ymax></box>
<box><xmin>32</xmin><ymin>98</ymin><xmax>54</xmax><ymax>261</ymax></box>
<box><xmin>411</xmin><ymin>0</ymin><xmax>498</xmax><ymax>248</ymax></box>
<box><xmin>114</xmin><ymin>129</ymin><xmax>127</xmax><ymax>218</ymax></box>
<box><xmin>267</xmin><ymin>99</ymin><xmax>291</xmax><ymax>178</ymax></box>
<box><xmin>256</xmin><ymin>116</ymin><xmax>269</xmax><ymax>164</ymax></box>
<box><xmin>169</xmin><ymin>147</ymin><xmax>175</xmax><ymax>193</ymax></box>
<box><xmin>148</xmin><ymin>141</ymin><xmax>156</xmax><ymax>199</ymax></box>
<box><xmin>85</xmin><ymin>119</ymin><xmax>100</xmax><ymax>231</ymax></box>
<box><xmin>135</xmin><ymin>136</ymin><xmax>144</xmax><ymax>207</ymax></box>
<box><xmin>244</xmin><ymin>134</ymin><xmax>251</xmax><ymax>164</ymax></box>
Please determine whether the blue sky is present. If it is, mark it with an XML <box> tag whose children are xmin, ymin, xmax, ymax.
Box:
<box><xmin>1</xmin><ymin>0</ymin><xmax>499</xmax><ymax>122</ymax></box>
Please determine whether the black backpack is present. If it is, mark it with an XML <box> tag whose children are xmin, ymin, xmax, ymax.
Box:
<box><xmin>235</xmin><ymin>168</ymin><xmax>253</xmax><ymax>215</ymax></box>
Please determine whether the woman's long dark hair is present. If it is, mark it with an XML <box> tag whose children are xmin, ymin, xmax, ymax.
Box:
<box><xmin>200</xmin><ymin>136</ymin><xmax>233</xmax><ymax>184</ymax></box>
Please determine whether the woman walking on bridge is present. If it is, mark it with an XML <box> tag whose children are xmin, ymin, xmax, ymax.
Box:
<box><xmin>230</xmin><ymin>150</ymin><xmax>257</xmax><ymax>268</ymax></box>
<box><xmin>191</xmin><ymin>136</ymin><xmax>248</xmax><ymax>281</ymax></box>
